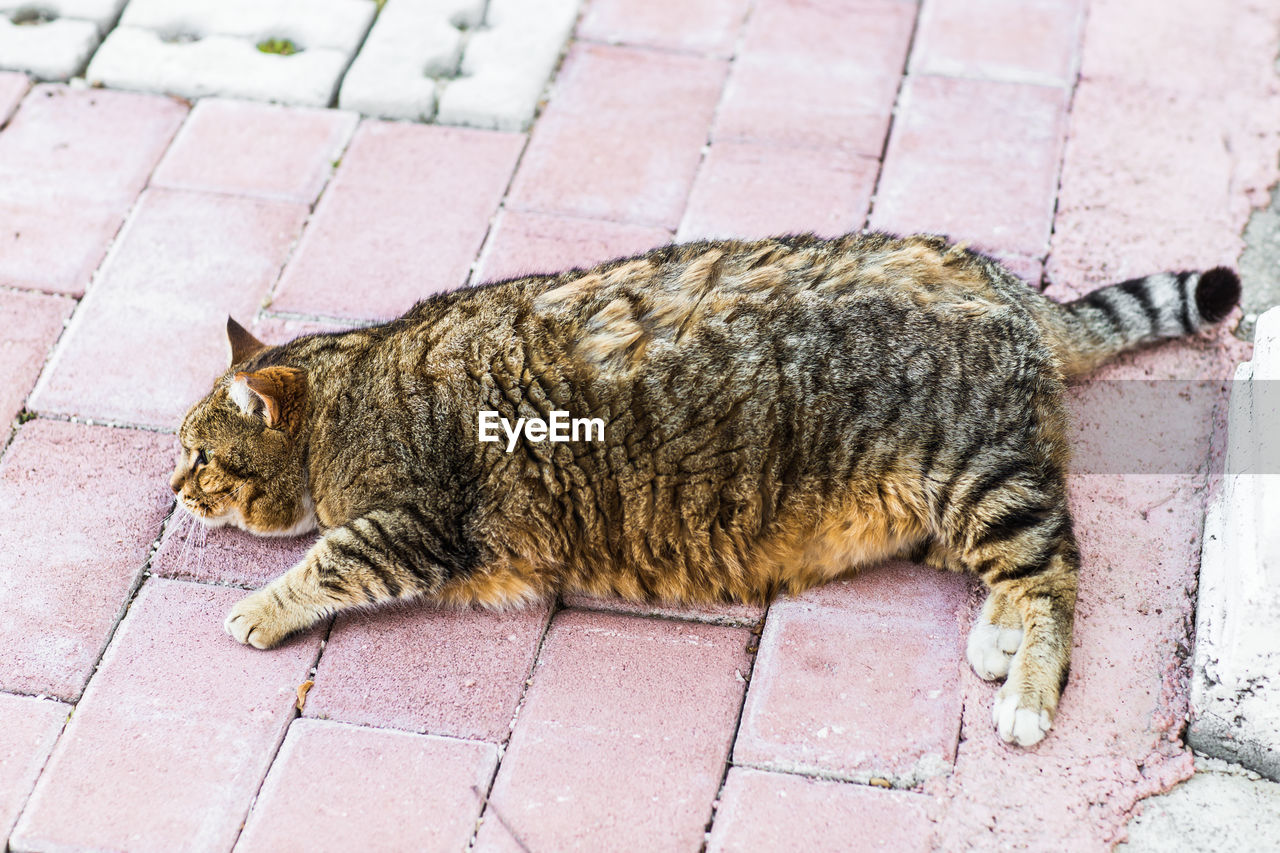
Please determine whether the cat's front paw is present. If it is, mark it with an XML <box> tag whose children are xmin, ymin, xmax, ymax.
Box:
<box><xmin>992</xmin><ymin>684</ymin><xmax>1054</xmax><ymax>747</ymax></box>
<box><xmin>225</xmin><ymin>588</ymin><xmax>299</xmax><ymax>649</ymax></box>
<box><xmin>966</xmin><ymin>618</ymin><xmax>1023</xmax><ymax>681</ymax></box>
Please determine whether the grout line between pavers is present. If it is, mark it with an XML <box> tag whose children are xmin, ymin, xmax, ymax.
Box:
<box><xmin>461</xmin><ymin>1</ymin><xmax>603</xmax><ymax>291</ymax></box>
<box><xmin>1</xmin><ymin>104</ymin><xmax>206</xmax><ymax>837</ymax></box>
<box><xmin>730</xmin><ymin>757</ymin><xmax>945</xmax><ymax>792</ymax></box>
<box><xmin>0</xmin><ymin>281</ymin><xmax>81</xmax><ymax>300</ymax></box>
<box><xmin>255</xmin><ymin>119</ymin><xmax>363</xmax><ymax>323</ymax></box>
<box><xmin>573</xmin><ymin>35</ymin><xmax>736</xmax><ymax>63</ymax></box>
<box><xmin>666</xmin><ymin>0</ymin><xmax>755</xmax><ymax>243</ymax></box>
<box><xmin>320</xmin><ymin>0</ymin><xmax>383</xmax><ymax>111</ymax></box>
<box><xmin>698</xmin><ymin>604</ymin><xmax>766</xmax><ymax>852</ymax></box>
<box><xmin>1037</xmin><ymin>0</ymin><xmax>1092</xmax><ymax>296</ymax></box>
<box><xmin>0</xmin><ymin>686</ymin><xmax>74</xmax><ymax>705</ymax></box>
<box><xmin>13</xmin><ymin>91</ymin><xmax>190</xmax><ymax>457</ymax></box>
<box><xmin>2</xmin><ymin>691</ymin><xmax>73</xmax><ymax>853</ymax></box>
<box><xmin>0</xmin><ymin>75</ymin><xmax>32</xmax><ymax>131</ymax></box>
<box><xmin>35</xmin><ymin>499</ymin><xmax>178</xmax><ymax>730</ymax></box>
<box><xmin>225</xmin><ymin>616</ymin><xmax>337</xmax><ymax>852</ymax></box>
<box><xmin>257</xmin><ymin>308</ymin><xmax>383</xmax><ymax>328</ymax></box>
<box><xmin>19</xmin><ymin>409</ymin><xmax>176</xmax><ymax>435</ymax></box>
<box><xmin>563</xmin><ymin>598</ymin><xmax>761</xmax><ymax>628</ymax></box>
<box><xmin>465</xmin><ymin>598</ymin><xmax>559</xmax><ymax>852</ymax></box>
<box><xmin>859</xmin><ymin>0</ymin><xmax>925</xmax><ymax>233</ymax></box>
<box><xmin>464</xmin><ymin>131</ymin><xmax>537</xmax><ymax>289</ymax></box>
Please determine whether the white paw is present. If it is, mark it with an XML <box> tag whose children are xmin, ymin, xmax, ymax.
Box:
<box><xmin>966</xmin><ymin>619</ymin><xmax>1023</xmax><ymax>680</ymax></box>
<box><xmin>992</xmin><ymin>689</ymin><xmax>1052</xmax><ymax>747</ymax></box>
<box><xmin>224</xmin><ymin>589</ymin><xmax>287</xmax><ymax>650</ymax></box>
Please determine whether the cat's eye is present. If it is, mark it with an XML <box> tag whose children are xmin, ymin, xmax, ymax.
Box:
<box><xmin>195</xmin><ymin>449</ymin><xmax>209</xmax><ymax>467</ymax></box>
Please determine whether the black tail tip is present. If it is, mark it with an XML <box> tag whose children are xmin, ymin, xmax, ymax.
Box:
<box><xmin>1195</xmin><ymin>267</ymin><xmax>1241</xmax><ymax>325</ymax></box>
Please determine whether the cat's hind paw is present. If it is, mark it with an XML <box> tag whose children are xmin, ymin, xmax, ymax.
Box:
<box><xmin>992</xmin><ymin>687</ymin><xmax>1053</xmax><ymax>747</ymax></box>
<box><xmin>966</xmin><ymin>618</ymin><xmax>1022</xmax><ymax>681</ymax></box>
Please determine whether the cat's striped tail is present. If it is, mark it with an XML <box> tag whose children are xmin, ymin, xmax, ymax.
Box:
<box><xmin>1042</xmin><ymin>268</ymin><xmax>1241</xmax><ymax>376</ymax></box>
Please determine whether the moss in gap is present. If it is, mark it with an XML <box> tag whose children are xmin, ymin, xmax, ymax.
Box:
<box><xmin>256</xmin><ymin>38</ymin><xmax>299</xmax><ymax>56</ymax></box>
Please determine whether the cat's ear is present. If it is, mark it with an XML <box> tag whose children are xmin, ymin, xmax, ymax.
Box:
<box><xmin>227</xmin><ymin>316</ymin><xmax>267</xmax><ymax>366</ymax></box>
<box><xmin>229</xmin><ymin>367</ymin><xmax>307</xmax><ymax>433</ymax></box>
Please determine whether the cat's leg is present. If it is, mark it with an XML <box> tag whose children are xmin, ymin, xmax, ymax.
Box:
<box><xmin>224</xmin><ymin>507</ymin><xmax>455</xmax><ymax>649</ymax></box>
<box><xmin>966</xmin><ymin>589</ymin><xmax>1024</xmax><ymax>680</ymax></box>
<box><xmin>913</xmin><ymin>537</ymin><xmax>1030</xmax><ymax>681</ymax></box>
<box><xmin>951</xmin><ymin>490</ymin><xmax>1079</xmax><ymax>747</ymax></box>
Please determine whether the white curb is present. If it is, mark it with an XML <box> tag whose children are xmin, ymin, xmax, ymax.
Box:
<box><xmin>0</xmin><ymin>16</ymin><xmax>99</xmax><ymax>80</ymax></box>
<box><xmin>1189</xmin><ymin>305</ymin><xmax>1280</xmax><ymax>780</ymax></box>
<box><xmin>436</xmin><ymin>0</ymin><xmax>579</xmax><ymax>132</ymax></box>
<box><xmin>87</xmin><ymin>28</ymin><xmax>353</xmax><ymax>107</ymax></box>
<box><xmin>340</xmin><ymin>0</ymin><xmax>579</xmax><ymax>130</ymax></box>
<box><xmin>0</xmin><ymin>0</ymin><xmax>124</xmax><ymax>81</ymax></box>
<box><xmin>119</xmin><ymin>0</ymin><xmax>375</xmax><ymax>54</ymax></box>
<box><xmin>336</xmin><ymin>0</ymin><xmax>478</xmax><ymax>122</ymax></box>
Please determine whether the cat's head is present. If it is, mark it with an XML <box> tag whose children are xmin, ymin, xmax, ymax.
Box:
<box><xmin>169</xmin><ymin>318</ymin><xmax>316</xmax><ymax>536</ymax></box>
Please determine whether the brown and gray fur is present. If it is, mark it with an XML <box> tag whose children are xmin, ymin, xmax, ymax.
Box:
<box><xmin>170</xmin><ymin>232</ymin><xmax>1240</xmax><ymax>747</ymax></box>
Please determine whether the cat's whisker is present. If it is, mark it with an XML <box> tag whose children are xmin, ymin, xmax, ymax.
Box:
<box><xmin>175</xmin><ymin>511</ymin><xmax>198</xmax><ymax>575</ymax></box>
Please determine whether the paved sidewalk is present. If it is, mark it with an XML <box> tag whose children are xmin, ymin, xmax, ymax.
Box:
<box><xmin>1</xmin><ymin>0</ymin><xmax>1279</xmax><ymax>850</ymax></box>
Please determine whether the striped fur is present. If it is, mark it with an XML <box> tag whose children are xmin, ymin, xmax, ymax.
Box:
<box><xmin>170</xmin><ymin>232</ymin><xmax>1240</xmax><ymax>748</ymax></box>
<box><xmin>1044</xmin><ymin>267</ymin><xmax>1240</xmax><ymax>375</ymax></box>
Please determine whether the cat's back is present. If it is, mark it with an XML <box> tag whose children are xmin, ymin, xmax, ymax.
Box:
<box><xmin>514</xmin><ymin>232</ymin><xmax>1042</xmax><ymax>379</ymax></box>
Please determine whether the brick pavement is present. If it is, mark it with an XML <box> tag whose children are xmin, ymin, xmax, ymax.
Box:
<box><xmin>2</xmin><ymin>0</ymin><xmax>1279</xmax><ymax>849</ymax></box>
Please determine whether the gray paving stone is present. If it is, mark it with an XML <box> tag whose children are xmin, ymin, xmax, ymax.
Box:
<box><xmin>0</xmin><ymin>14</ymin><xmax>101</xmax><ymax>80</ymax></box>
<box><xmin>1120</xmin><ymin>757</ymin><xmax>1280</xmax><ymax>852</ymax></box>
<box><xmin>436</xmin><ymin>0</ymin><xmax>580</xmax><ymax>131</ymax></box>
<box><xmin>336</xmin><ymin>0</ymin><xmax>479</xmax><ymax>121</ymax></box>
<box><xmin>341</xmin><ymin>0</ymin><xmax>580</xmax><ymax>130</ymax></box>
<box><xmin>86</xmin><ymin>27</ymin><xmax>352</xmax><ymax>107</ymax></box>
<box><xmin>1</xmin><ymin>0</ymin><xmax>126</xmax><ymax>31</ymax></box>
<box><xmin>119</xmin><ymin>0</ymin><xmax>375</xmax><ymax>53</ymax></box>
<box><xmin>1189</xmin><ymin>306</ymin><xmax>1280</xmax><ymax>780</ymax></box>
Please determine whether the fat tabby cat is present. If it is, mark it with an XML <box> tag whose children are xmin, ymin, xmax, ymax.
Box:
<box><xmin>169</xmin><ymin>232</ymin><xmax>1240</xmax><ymax>747</ymax></box>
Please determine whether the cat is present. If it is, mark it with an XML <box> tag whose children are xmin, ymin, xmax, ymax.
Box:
<box><xmin>169</xmin><ymin>232</ymin><xmax>1240</xmax><ymax>747</ymax></box>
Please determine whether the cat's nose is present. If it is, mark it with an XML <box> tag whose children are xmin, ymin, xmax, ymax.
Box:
<box><xmin>169</xmin><ymin>474</ymin><xmax>182</xmax><ymax>495</ymax></box>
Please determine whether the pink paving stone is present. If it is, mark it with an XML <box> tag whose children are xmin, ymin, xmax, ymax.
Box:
<box><xmin>0</xmin><ymin>694</ymin><xmax>67</xmax><ymax>841</ymax></box>
<box><xmin>0</xmin><ymin>420</ymin><xmax>172</xmax><ymax>701</ymax></box>
<box><xmin>562</xmin><ymin>592</ymin><xmax>764</xmax><ymax>627</ymax></box>
<box><xmin>151</xmin><ymin>98</ymin><xmax>358</xmax><ymax>204</ymax></box>
<box><xmin>713</xmin><ymin>0</ymin><xmax>915</xmax><ymax>156</ymax></box>
<box><xmin>506</xmin><ymin>43</ymin><xmax>727</xmax><ymax>229</ymax></box>
<box><xmin>270</xmin><ymin>121</ymin><xmax>523</xmax><ymax>321</ymax></box>
<box><xmin>28</xmin><ymin>188</ymin><xmax>310</xmax><ymax>427</ymax></box>
<box><xmin>1046</xmin><ymin>79</ymin><xmax>1241</xmax><ymax>298</ymax></box>
<box><xmin>0</xmin><ymin>85</ymin><xmax>187</xmax><ymax>296</ymax></box>
<box><xmin>473</xmin><ymin>209</ymin><xmax>671</xmax><ymax>283</ymax></box>
<box><xmin>734</xmin><ymin>561</ymin><xmax>969</xmax><ymax>787</ymax></box>
<box><xmin>0</xmin><ymin>289</ymin><xmax>72</xmax><ymax>428</ymax></box>
<box><xmin>11</xmin><ymin>579</ymin><xmax>321</xmax><ymax>852</ymax></box>
<box><xmin>678</xmin><ymin>141</ymin><xmax>879</xmax><ymax>241</ymax></box>
<box><xmin>869</xmin><ymin>75</ymin><xmax>1069</xmax><ymax>259</ymax></box>
<box><xmin>0</xmin><ymin>72</ymin><xmax>30</xmax><ymax>125</ymax></box>
<box><xmin>0</xmin><ymin>203</ymin><xmax>123</xmax><ymax>298</ymax></box>
<box><xmin>911</xmin><ymin>0</ymin><xmax>1085</xmax><ymax>87</ymax></box>
<box><xmin>994</xmin><ymin>252</ymin><xmax>1045</xmax><ymax>289</ymax></box>
<box><xmin>306</xmin><ymin>604</ymin><xmax>550</xmax><ymax>742</ymax></box>
<box><xmin>577</xmin><ymin>0</ymin><xmax>750</xmax><ymax>58</ymax></box>
<box><xmin>1079</xmin><ymin>0</ymin><xmax>1259</xmax><ymax>98</ymax></box>
<box><xmin>474</xmin><ymin>609</ymin><xmax>751</xmax><ymax>852</ymax></box>
<box><xmin>151</xmin><ymin>522</ymin><xmax>317</xmax><ymax>588</ymax></box>
<box><xmin>707</xmin><ymin>767</ymin><xmax>936</xmax><ymax>852</ymax></box>
<box><xmin>238</xmin><ymin>719</ymin><xmax>498</xmax><ymax>852</ymax></box>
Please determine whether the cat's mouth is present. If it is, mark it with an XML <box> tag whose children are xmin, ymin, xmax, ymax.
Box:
<box><xmin>179</xmin><ymin>494</ymin><xmax>239</xmax><ymax>529</ymax></box>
